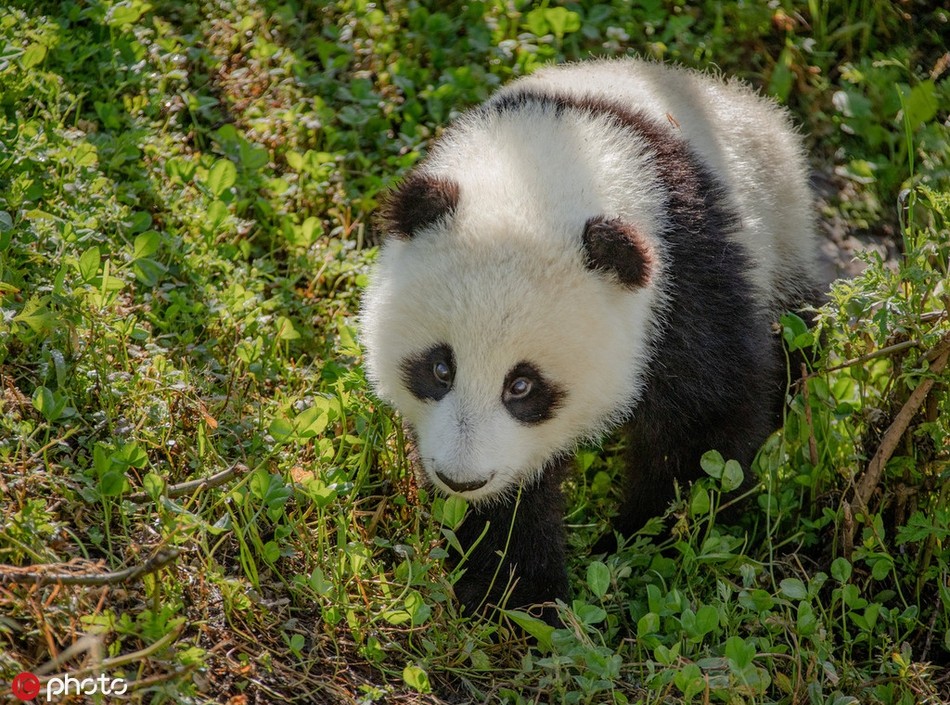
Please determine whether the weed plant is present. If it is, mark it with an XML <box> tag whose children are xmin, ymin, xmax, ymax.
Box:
<box><xmin>0</xmin><ymin>1</ymin><xmax>948</xmax><ymax>703</ymax></box>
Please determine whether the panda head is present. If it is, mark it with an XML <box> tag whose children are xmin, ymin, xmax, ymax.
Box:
<box><xmin>361</xmin><ymin>129</ymin><xmax>664</xmax><ymax>503</ymax></box>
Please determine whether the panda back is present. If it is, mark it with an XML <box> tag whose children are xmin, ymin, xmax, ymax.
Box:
<box><xmin>492</xmin><ymin>58</ymin><xmax>818</xmax><ymax>315</ymax></box>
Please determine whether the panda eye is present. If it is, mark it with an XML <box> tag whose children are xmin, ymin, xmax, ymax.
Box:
<box><xmin>433</xmin><ymin>359</ymin><xmax>453</xmax><ymax>386</ymax></box>
<box><xmin>506</xmin><ymin>377</ymin><xmax>532</xmax><ymax>399</ymax></box>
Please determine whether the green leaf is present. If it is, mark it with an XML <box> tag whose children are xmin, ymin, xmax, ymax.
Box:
<box><xmin>574</xmin><ymin>602</ymin><xmax>606</xmax><ymax>625</ymax></box>
<box><xmin>107</xmin><ymin>2</ymin><xmax>145</xmax><ymax>27</ymax></box>
<box><xmin>210</xmin><ymin>514</ymin><xmax>232</xmax><ymax>534</ymax></box>
<box><xmin>724</xmin><ymin>635</ymin><xmax>756</xmax><ymax>670</ymax></box>
<box><xmin>780</xmin><ymin>578</ymin><xmax>808</xmax><ymax>600</ymax></box>
<box><xmin>586</xmin><ymin>560</ymin><xmax>610</xmax><ymax>599</ymax></box>
<box><xmin>205</xmin><ymin>200</ymin><xmax>230</xmax><ymax>230</ymax></box>
<box><xmin>299</xmin><ymin>216</ymin><xmax>323</xmax><ymax>246</ymax></box>
<box><xmin>700</xmin><ymin>450</ymin><xmax>725</xmax><ymax>478</ymax></box>
<box><xmin>99</xmin><ymin>470</ymin><xmax>127</xmax><ymax>496</ymax></box>
<box><xmin>405</xmin><ymin>590</ymin><xmax>431</xmax><ymax>626</ymax></box>
<box><xmin>469</xmin><ymin>649</ymin><xmax>491</xmax><ymax>671</ymax></box>
<box><xmin>94</xmin><ymin>101</ymin><xmax>122</xmax><ymax>130</ymax></box>
<box><xmin>870</xmin><ymin>556</ymin><xmax>892</xmax><ymax>581</ymax></box>
<box><xmin>694</xmin><ymin>605</ymin><xmax>719</xmax><ymax>636</ymax></box>
<box><xmin>902</xmin><ymin>80</ymin><xmax>937</xmax><ymax>129</ymax></box>
<box><xmin>544</xmin><ymin>7</ymin><xmax>581</xmax><ymax>39</ymax></box>
<box><xmin>129</xmin><ymin>446</ymin><xmax>149</xmax><ymax>469</ymax></box>
<box><xmin>22</xmin><ymin>43</ymin><xmax>47</xmax><ymax>69</ymax></box>
<box><xmin>523</xmin><ymin>8</ymin><xmax>548</xmax><ymax>35</ymax></box>
<box><xmin>781</xmin><ymin>312</ymin><xmax>813</xmax><ymax>351</ymax></box>
<box><xmin>239</xmin><ymin>141</ymin><xmax>269</xmax><ymax>170</ymax></box>
<box><xmin>721</xmin><ymin>459</ymin><xmax>744</xmax><ymax>492</ymax></box>
<box><xmin>437</xmin><ymin>495</ymin><xmax>467</xmax><ymax>529</ymax></box>
<box><xmin>768</xmin><ymin>47</ymin><xmax>794</xmax><ymax>102</ymax></box>
<box><xmin>285</xmin><ymin>151</ymin><xmax>304</xmax><ymax>171</ymax></box>
<box><xmin>129</xmin><ymin>211</ymin><xmax>152</xmax><ymax>233</ymax></box>
<box><xmin>306</xmin><ymin>481</ymin><xmax>337</xmax><ymax>508</ymax></box>
<box><xmin>402</xmin><ymin>664</ymin><xmax>430</xmax><ymax>693</ymax></box>
<box><xmin>841</xmin><ymin>583</ymin><xmax>867</xmax><ymax>609</ymax></box>
<box><xmin>32</xmin><ymin>386</ymin><xmax>65</xmax><ymax>422</ymax></box>
<box><xmin>295</xmin><ymin>405</ymin><xmax>329</xmax><ymax>439</ymax></box>
<box><xmin>309</xmin><ymin>567</ymin><xmax>332</xmax><ymax>594</ymax></box>
<box><xmin>654</xmin><ymin>643</ymin><xmax>680</xmax><ymax>665</ymax></box>
<box><xmin>275</xmin><ymin>316</ymin><xmax>300</xmax><ymax>341</ymax></box>
<box><xmin>132</xmin><ymin>231</ymin><xmax>161</xmax><ymax>260</ymax></box>
<box><xmin>690</xmin><ymin>485</ymin><xmax>711</xmax><ymax>516</ymax></box>
<box><xmin>269</xmin><ymin>417</ymin><xmax>294</xmax><ymax>442</ymax></box>
<box><xmin>502</xmin><ymin>609</ymin><xmax>555</xmax><ymax>651</ymax></box>
<box><xmin>286</xmin><ymin>632</ymin><xmax>305</xmax><ymax>654</ymax></box>
<box><xmin>78</xmin><ymin>246</ymin><xmax>101</xmax><ymax>282</ymax></box>
<box><xmin>797</xmin><ymin>601</ymin><xmax>818</xmax><ymax>635</ymax></box>
<box><xmin>831</xmin><ymin>557</ymin><xmax>852</xmax><ymax>583</ymax></box>
<box><xmin>133</xmin><ymin>258</ymin><xmax>165</xmax><ymax>287</ymax></box>
<box><xmin>142</xmin><ymin>473</ymin><xmax>165</xmax><ymax>502</ymax></box>
<box><xmin>93</xmin><ymin>443</ymin><xmax>112</xmax><ymax>476</ymax></box>
<box><xmin>637</xmin><ymin>611</ymin><xmax>660</xmax><ymax>637</ymax></box>
<box><xmin>262</xmin><ymin>540</ymin><xmax>280</xmax><ymax>563</ymax></box>
<box><xmin>13</xmin><ymin>297</ymin><xmax>55</xmax><ymax>335</ymax></box>
<box><xmin>674</xmin><ymin>663</ymin><xmax>705</xmax><ymax>699</ymax></box>
<box><xmin>204</xmin><ymin>158</ymin><xmax>237</xmax><ymax>197</ymax></box>
<box><xmin>166</xmin><ymin>157</ymin><xmax>196</xmax><ymax>183</ymax></box>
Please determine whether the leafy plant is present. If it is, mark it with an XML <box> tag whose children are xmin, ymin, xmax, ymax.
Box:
<box><xmin>0</xmin><ymin>0</ymin><xmax>946</xmax><ymax>703</ymax></box>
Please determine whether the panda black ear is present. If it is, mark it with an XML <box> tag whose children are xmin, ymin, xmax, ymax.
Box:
<box><xmin>377</xmin><ymin>172</ymin><xmax>460</xmax><ymax>239</ymax></box>
<box><xmin>582</xmin><ymin>216</ymin><xmax>654</xmax><ymax>289</ymax></box>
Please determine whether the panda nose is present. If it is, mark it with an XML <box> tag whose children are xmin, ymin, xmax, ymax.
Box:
<box><xmin>435</xmin><ymin>471</ymin><xmax>489</xmax><ymax>493</ymax></box>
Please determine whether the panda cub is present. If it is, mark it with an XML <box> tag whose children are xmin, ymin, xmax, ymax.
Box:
<box><xmin>361</xmin><ymin>58</ymin><xmax>819</xmax><ymax>616</ymax></box>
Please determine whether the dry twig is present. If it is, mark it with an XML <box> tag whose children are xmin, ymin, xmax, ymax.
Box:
<box><xmin>127</xmin><ymin>463</ymin><xmax>248</xmax><ymax>504</ymax></box>
<box><xmin>0</xmin><ymin>548</ymin><xmax>180</xmax><ymax>587</ymax></box>
<box><xmin>848</xmin><ymin>333</ymin><xmax>950</xmax><ymax>542</ymax></box>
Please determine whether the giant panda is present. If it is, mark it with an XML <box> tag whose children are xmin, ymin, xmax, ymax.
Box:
<box><xmin>360</xmin><ymin>58</ymin><xmax>820</xmax><ymax>618</ymax></box>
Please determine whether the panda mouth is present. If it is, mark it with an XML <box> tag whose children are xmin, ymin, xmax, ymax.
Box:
<box><xmin>434</xmin><ymin>471</ymin><xmax>491</xmax><ymax>494</ymax></box>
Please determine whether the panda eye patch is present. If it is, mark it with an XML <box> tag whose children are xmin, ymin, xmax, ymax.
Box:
<box><xmin>401</xmin><ymin>344</ymin><xmax>455</xmax><ymax>402</ymax></box>
<box><xmin>502</xmin><ymin>362</ymin><xmax>565</xmax><ymax>424</ymax></box>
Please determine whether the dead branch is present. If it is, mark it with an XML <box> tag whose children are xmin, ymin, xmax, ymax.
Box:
<box><xmin>127</xmin><ymin>463</ymin><xmax>248</xmax><ymax>504</ymax></box>
<box><xmin>850</xmin><ymin>333</ymin><xmax>950</xmax><ymax>524</ymax></box>
<box><xmin>819</xmin><ymin>338</ymin><xmax>922</xmax><ymax>375</ymax></box>
<box><xmin>0</xmin><ymin>548</ymin><xmax>179</xmax><ymax>587</ymax></box>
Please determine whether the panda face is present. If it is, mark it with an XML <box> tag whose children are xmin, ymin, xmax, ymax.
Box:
<box><xmin>361</xmin><ymin>100</ymin><xmax>670</xmax><ymax>502</ymax></box>
<box><xmin>398</xmin><ymin>343</ymin><xmax>567</xmax><ymax>497</ymax></box>
<box><xmin>361</xmin><ymin>216</ymin><xmax>662</xmax><ymax>503</ymax></box>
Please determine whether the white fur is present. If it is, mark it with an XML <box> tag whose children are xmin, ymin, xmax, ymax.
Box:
<box><xmin>361</xmin><ymin>58</ymin><xmax>816</xmax><ymax>502</ymax></box>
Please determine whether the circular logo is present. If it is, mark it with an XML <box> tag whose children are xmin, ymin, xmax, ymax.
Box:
<box><xmin>11</xmin><ymin>672</ymin><xmax>40</xmax><ymax>701</ymax></box>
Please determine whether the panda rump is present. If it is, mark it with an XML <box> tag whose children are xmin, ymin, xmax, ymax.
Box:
<box><xmin>360</xmin><ymin>58</ymin><xmax>819</xmax><ymax>618</ymax></box>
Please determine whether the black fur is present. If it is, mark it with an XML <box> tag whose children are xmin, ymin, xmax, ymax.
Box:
<box><xmin>400</xmin><ymin>344</ymin><xmax>455</xmax><ymax>402</ymax></box>
<box><xmin>379</xmin><ymin>172</ymin><xmax>460</xmax><ymax>239</ymax></box>
<box><xmin>449</xmin><ymin>458</ymin><xmax>570</xmax><ymax>624</ymax></box>
<box><xmin>582</xmin><ymin>216</ymin><xmax>654</xmax><ymax>288</ymax></box>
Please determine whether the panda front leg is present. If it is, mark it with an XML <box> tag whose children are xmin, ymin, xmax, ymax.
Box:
<box><xmin>449</xmin><ymin>458</ymin><xmax>569</xmax><ymax>623</ymax></box>
<box><xmin>603</xmin><ymin>410</ymin><xmax>769</xmax><ymax>549</ymax></box>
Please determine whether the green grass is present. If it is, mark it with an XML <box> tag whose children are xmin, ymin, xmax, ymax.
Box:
<box><xmin>1</xmin><ymin>1</ymin><xmax>948</xmax><ymax>703</ymax></box>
